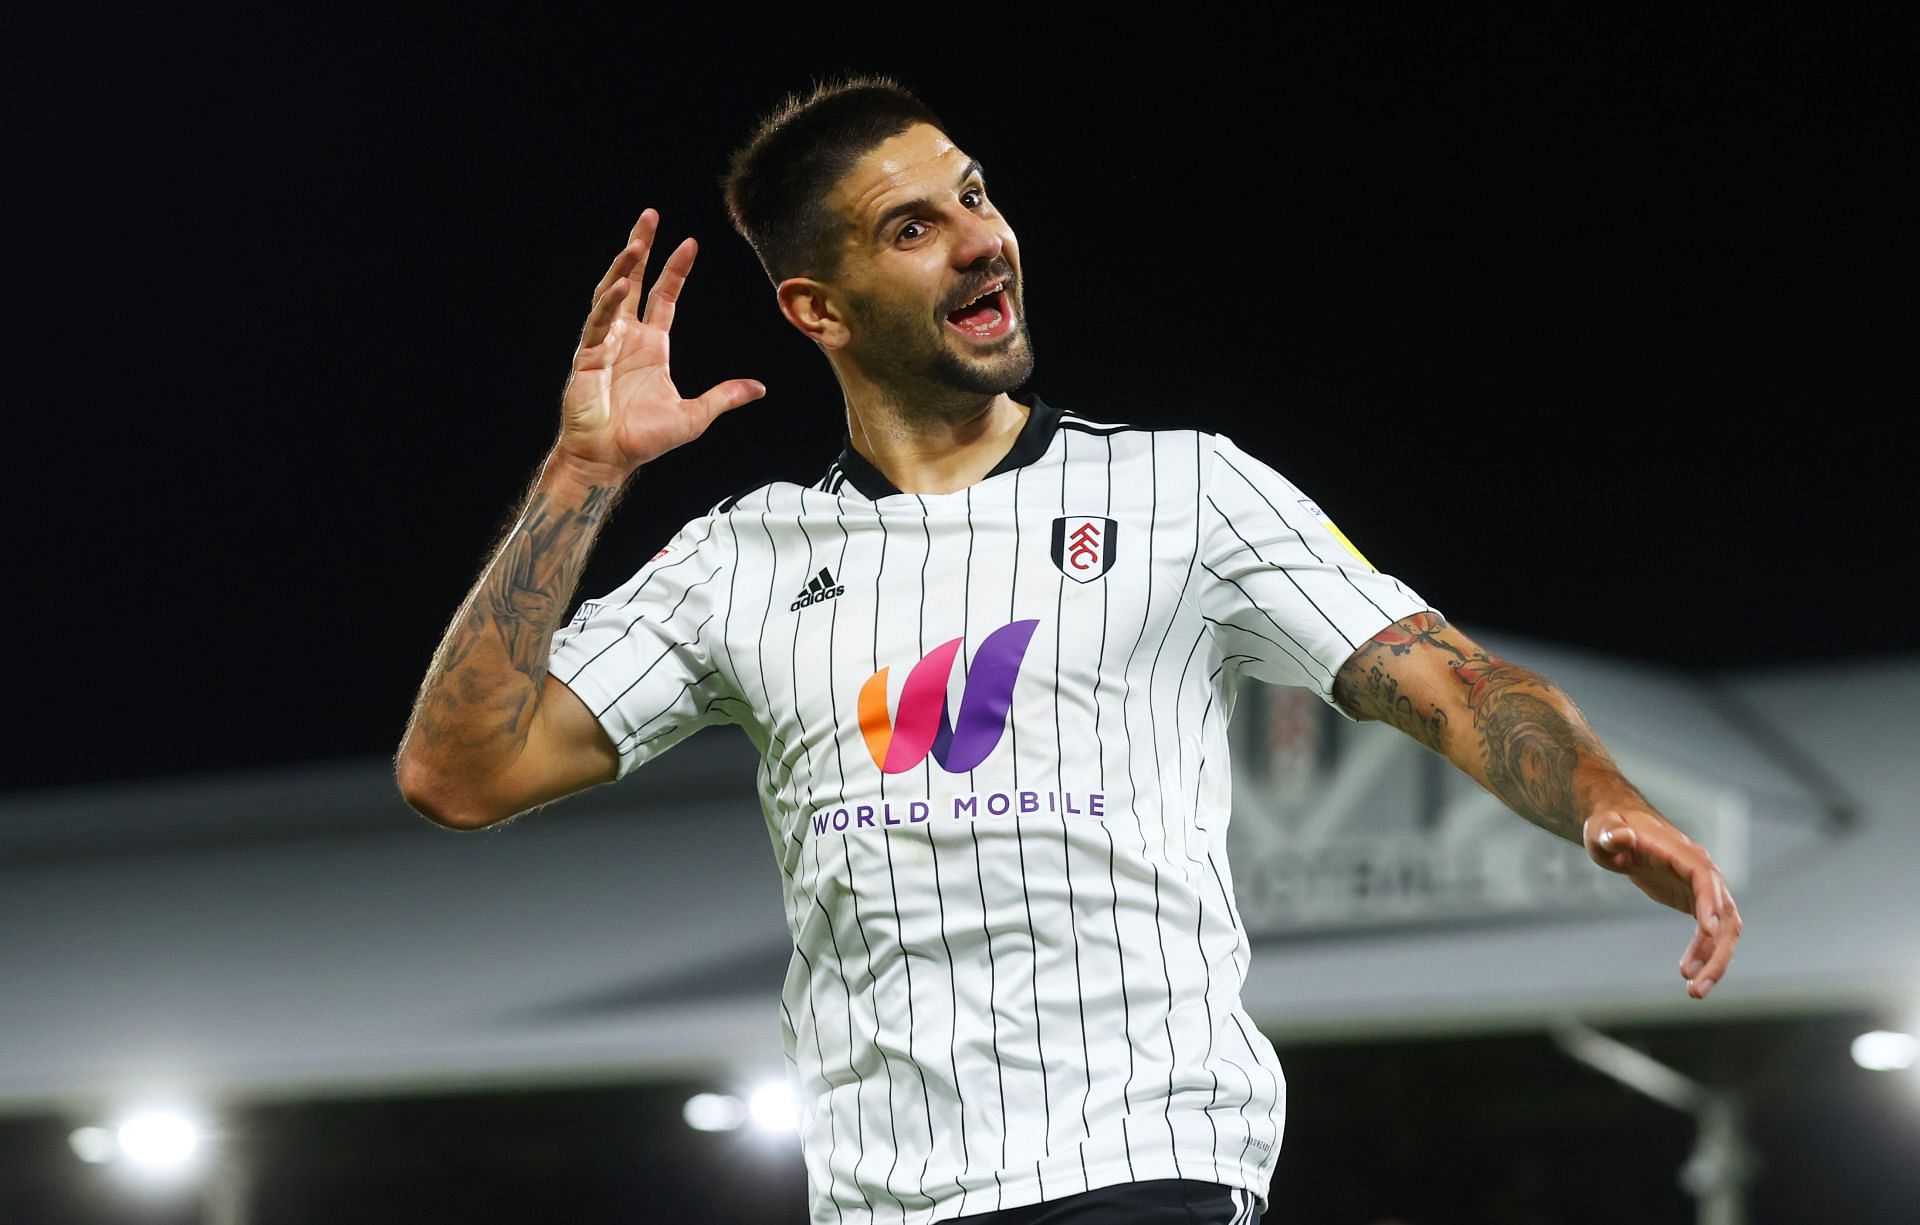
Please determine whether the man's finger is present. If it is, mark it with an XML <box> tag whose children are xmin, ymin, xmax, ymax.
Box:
<box><xmin>590</xmin><ymin>211</ymin><xmax>658</xmax><ymax>306</ymax></box>
<box><xmin>1690</xmin><ymin>864</ymin><xmax>1721</xmax><ymax>934</ymax></box>
<box><xmin>1683</xmin><ymin>883</ymin><xmax>1739</xmax><ymax>999</ymax></box>
<box><xmin>644</xmin><ymin>237</ymin><xmax>698</xmax><ymax>333</ymax></box>
<box><xmin>624</xmin><ymin>211</ymin><xmax>662</xmax><ymax>322</ymax></box>
<box><xmin>690</xmin><ymin>378</ymin><xmax>769</xmax><ymax>427</ymax></box>
<box><xmin>589</xmin><ymin>243</ymin><xmax>637</xmax><ymax>307</ymax></box>
<box><xmin>579</xmin><ymin>278</ymin><xmax>631</xmax><ymax>351</ymax></box>
<box><xmin>1679</xmin><ymin>926</ymin><xmax>1713</xmax><ymax>979</ymax></box>
<box><xmin>1693</xmin><ymin>888</ymin><xmax>1742</xmax><ymax>996</ymax></box>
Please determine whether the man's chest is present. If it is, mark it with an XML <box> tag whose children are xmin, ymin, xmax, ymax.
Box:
<box><xmin>723</xmin><ymin>477</ymin><xmax>1203</xmax><ymax>736</ymax></box>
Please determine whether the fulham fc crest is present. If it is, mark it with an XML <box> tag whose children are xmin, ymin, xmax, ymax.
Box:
<box><xmin>1050</xmin><ymin>516</ymin><xmax>1119</xmax><ymax>583</ymax></box>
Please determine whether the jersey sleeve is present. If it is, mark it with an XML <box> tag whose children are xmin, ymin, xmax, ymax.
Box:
<box><xmin>547</xmin><ymin>515</ymin><xmax>739</xmax><ymax>778</ymax></box>
<box><xmin>1197</xmin><ymin>434</ymin><xmax>1435</xmax><ymax>716</ymax></box>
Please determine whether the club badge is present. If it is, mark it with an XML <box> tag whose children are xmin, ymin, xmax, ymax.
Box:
<box><xmin>1050</xmin><ymin>515</ymin><xmax>1119</xmax><ymax>583</ymax></box>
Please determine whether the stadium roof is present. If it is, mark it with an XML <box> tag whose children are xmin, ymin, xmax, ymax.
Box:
<box><xmin>3</xmin><ymin>642</ymin><xmax>1913</xmax><ymax>1117</ymax></box>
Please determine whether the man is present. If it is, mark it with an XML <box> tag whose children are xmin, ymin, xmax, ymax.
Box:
<box><xmin>396</xmin><ymin>77</ymin><xmax>1741</xmax><ymax>1225</ymax></box>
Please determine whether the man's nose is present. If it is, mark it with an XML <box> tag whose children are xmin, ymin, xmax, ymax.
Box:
<box><xmin>950</xmin><ymin>211</ymin><xmax>1004</xmax><ymax>269</ymax></box>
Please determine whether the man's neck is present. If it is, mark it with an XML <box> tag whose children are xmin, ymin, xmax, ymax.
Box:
<box><xmin>842</xmin><ymin>383</ymin><xmax>1031</xmax><ymax>496</ymax></box>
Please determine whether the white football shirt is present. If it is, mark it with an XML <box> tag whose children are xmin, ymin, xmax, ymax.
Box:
<box><xmin>548</xmin><ymin>397</ymin><xmax>1431</xmax><ymax>1223</ymax></box>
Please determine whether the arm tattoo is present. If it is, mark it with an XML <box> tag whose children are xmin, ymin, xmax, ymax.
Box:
<box><xmin>1332</xmin><ymin>616</ymin><xmax>1453</xmax><ymax>752</ymax></box>
<box><xmin>1334</xmin><ymin>611</ymin><xmax>1639</xmax><ymax>841</ymax></box>
<box><xmin>411</xmin><ymin>481</ymin><xmax>617</xmax><ymax>749</ymax></box>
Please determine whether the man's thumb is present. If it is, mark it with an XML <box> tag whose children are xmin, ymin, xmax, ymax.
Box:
<box><xmin>695</xmin><ymin>379</ymin><xmax>768</xmax><ymax>423</ymax></box>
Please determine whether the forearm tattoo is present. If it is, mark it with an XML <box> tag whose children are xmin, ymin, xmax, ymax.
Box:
<box><xmin>410</xmin><ymin>483</ymin><xmax>616</xmax><ymax>749</ymax></box>
<box><xmin>1334</xmin><ymin>611</ymin><xmax>1637</xmax><ymax>840</ymax></box>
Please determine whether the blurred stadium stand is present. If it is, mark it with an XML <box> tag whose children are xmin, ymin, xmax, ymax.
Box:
<box><xmin>2</xmin><ymin>643</ymin><xmax>1914</xmax><ymax>1222</ymax></box>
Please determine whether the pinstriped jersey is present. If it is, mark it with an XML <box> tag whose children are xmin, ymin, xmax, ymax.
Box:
<box><xmin>548</xmin><ymin>397</ymin><xmax>1431</xmax><ymax>1224</ymax></box>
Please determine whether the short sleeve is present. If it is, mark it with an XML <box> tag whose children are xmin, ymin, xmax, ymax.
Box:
<box><xmin>1198</xmin><ymin>434</ymin><xmax>1435</xmax><ymax>715</ymax></box>
<box><xmin>547</xmin><ymin>515</ymin><xmax>739</xmax><ymax>777</ymax></box>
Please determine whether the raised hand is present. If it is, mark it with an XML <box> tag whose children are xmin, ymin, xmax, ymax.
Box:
<box><xmin>1583</xmin><ymin>808</ymin><xmax>1744</xmax><ymax>1000</ymax></box>
<box><xmin>559</xmin><ymin>209</ymin><xmax>766</xmax><ymax>478</ymax></box>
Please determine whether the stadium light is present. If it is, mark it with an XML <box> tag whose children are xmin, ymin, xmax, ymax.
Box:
<box><xmin>1851</xmin><ymin>1030</ymin><xmax>1918</xmax><ymax>1072</ymax></box>
<box><xmin>67</xmin><ymin>1126</ymin><xmax>117</xmax><ymax>1164</ymax></box>
<box><xmin>68</xmin><ymin>1106</ymin><xmax>212</xmax><ymax>1177</ymax></box>
<box><xmin>683</xmin><ymin>1092</ymin><xmax>748</xmax><ymax>1132</ymax></box>
<box><xmin>747</xmin><ymin>1081</ymin><xmax>799</xmax><ymax>1135</ymax></box>
<box><xmin>69</xmin><ymin>1105</ymin><xmax>249</xmax><ymax>1225</ymax></box>
<box><xmin>116</xmin><ymin>1109</ymin><xmax>202</xmax><ymax>1171</ymax></box>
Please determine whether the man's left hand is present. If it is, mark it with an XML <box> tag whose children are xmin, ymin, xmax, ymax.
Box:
<box><xmin>1583</xmin><ymin>809</ymin><xmax>1744</xmax><ymax>1000</ymax></box>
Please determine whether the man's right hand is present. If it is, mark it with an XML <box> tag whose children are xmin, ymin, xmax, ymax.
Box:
<box><xmin>398</xmin><ymin>211</ymin><xmax>763</xmax><ymax>830</ymax></box>
<box><xmin>558</xmin><ymin>209</ymin><xmax>767</xmax><ymax>479</ymax></box>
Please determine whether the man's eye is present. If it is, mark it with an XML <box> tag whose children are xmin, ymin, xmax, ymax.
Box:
<box><xmin>963</xmin><ymin>187</ymin><xmax>985</xmax><ymax>208</ymax></box>
<box><xmin>898</xmin><ymin>221</ymin><xmax>925</xmax><ymax>241</ymax></box>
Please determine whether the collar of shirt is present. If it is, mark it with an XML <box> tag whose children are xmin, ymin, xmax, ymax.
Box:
<box><xmin>830</xmin><ymin>395</ymin><xmax>1065</xmax><ymax>501</ymax></box>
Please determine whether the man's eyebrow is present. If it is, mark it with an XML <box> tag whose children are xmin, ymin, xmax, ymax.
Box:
<box><xmin>869</xmin><ymin>158</ymin><xmax>986</xmax><ymax>240</ymax></box>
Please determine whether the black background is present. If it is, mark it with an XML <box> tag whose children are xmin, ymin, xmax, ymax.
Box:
<box><xmin>11</xmin><ymin>9</ymin><xmax>1908</xmax><ymax>795</ymax></box>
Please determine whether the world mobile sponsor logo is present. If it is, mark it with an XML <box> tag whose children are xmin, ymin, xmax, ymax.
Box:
<box><xmin>857</xmin><ymin>619</ymin><xmax>1039</xmax><ymax>775</ymax></box>
<box><xmin>810</xmin><ymin>788</ymin><xmax>1110</xmax><ymax>837</ymax></box>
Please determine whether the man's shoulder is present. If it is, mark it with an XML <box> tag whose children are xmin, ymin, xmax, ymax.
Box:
<box><xmin>1050</xmin><ymin>408</ymin><xmax>1221</xmax><ymax>467</ymax></box>
<box><xmin>707</xmin><ymin>481</ymin><xmax>778</xmax><ymax>516</ymax></box>
<box><xmin>704</xmin><ymin>472</ymin><xmax>832</xmax><ymax>517</ymax></box>
<box><xmin>1049</xmin><ymin>404</ymin><xmax>1218</xmax><ymax>442</ymax></box>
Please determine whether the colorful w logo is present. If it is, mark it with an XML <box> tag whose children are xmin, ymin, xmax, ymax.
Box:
<box><xmin>857</xmin><ymin>619</ymin><xmax>1040</xmax><ymax>774</ymax></box>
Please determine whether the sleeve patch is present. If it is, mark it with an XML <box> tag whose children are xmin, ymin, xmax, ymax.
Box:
<box><xmin>1298</xmin><ymin>498</ymin><xmax>1375</xmax><ymax>569</ymax></box>
<box><xmin>568</xmin><ymin>600</ymin><xmax>603</xmax><ymax>629</ymax></box>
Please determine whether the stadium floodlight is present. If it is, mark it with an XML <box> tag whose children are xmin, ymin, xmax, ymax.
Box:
<box><xmin>68</xmin><ymin>1126</ymin><xmax>117</xmax><ymax>1164</ymax></box>
<box><xmin>1851</xmin><ymin>1030</ymin><xmax>1918</xmax><ymax>1072</ymax></box>
<box><xmin>747</xmin><ymin>1081</ymin><xmax>799</xmax><ymax>1135</ymax></box>
<box><xmin>115</xmin><ymin>1109</ymin><xmax>202</xmax><ymax>1172</ymax></box>
<box><xmin>69</xmin><ymin>1106</ymin><xmax>245</xmax><ymax>1224</ymax></box>
<box><xmin>683</xmin><ymin>1092</ymin><xmax>748</xmax><ymax>1133</ymax></box>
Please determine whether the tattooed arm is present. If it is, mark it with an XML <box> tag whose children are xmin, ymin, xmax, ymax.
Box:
<box><xmin>1331</xmin><ymin>611</ymin><xmax>1743</xmax><ymax>999</ymax></box>
<box><xmin>395</xmin><ymin>457</ymin><xmax>629</xmax><ymax>828</ymax></box>
<box><xmin>395</xmin><ymin>210</ymin><xmax>764</xmax><ymax>829</ymax></box>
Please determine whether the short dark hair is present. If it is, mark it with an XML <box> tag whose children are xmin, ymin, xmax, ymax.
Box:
<box><xmin>723</xmin><ymin>75</ymin><xmax>947</xmax><ymax>283</ymax></box>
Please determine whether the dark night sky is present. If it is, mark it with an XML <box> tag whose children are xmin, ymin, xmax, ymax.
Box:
<box><xmin>12</xmin><ymin>11</ymin><xmax>1908</xmax><ymax>795</ymax></box>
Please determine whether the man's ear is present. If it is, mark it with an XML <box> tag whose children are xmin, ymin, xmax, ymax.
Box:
<box><xmin>777</xmin><ymin>278</ymin><xmax>849</xmax><ymax>350</ymax></box>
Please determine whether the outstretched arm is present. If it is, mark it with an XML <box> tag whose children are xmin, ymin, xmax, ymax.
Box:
<box><xmin>1331</xmin><ymin>610</ymin><xmax>1743</xmax><ymax>999</ymax></box>
<box><xmin>395</xmin><ymin>210</ymin><xmax>765</xmax><ymax>829</ymax></box>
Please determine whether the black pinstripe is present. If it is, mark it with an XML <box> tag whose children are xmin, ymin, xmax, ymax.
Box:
<box><xmin>1196</xmin><ymin>563</ymin><xmax>1339</xmax><ymax>681</ymax></box>
<box><xmin>1055</xmin><ymin>433</ymin><xmax>1094</xmax><ymax>1193</ymax></box>
<box><xmin>961</xmin><ymin>485</ymin><xmax>1010</xmax><ymax>1210</ymax></box>
<box><xmin>609</xmin><ymin>664</ymin><xmax>719</xmax><ymax>744</ymax></box>
<box><xmin>815</xmin><ymin>884</ymin><xmax>880</xmax><ymax>1217</ymax></box>
<box><xmin>564</xmin><ymin>559</ymin><xmax>721</xmax><ymax>688</ymax></box>
<box><xmin>587</xmin><ymin>615</ymin><xmax>714</xmax><ymax>717</ymax></box>
<box><xmin>1214</xmin><ymin>449</ymin><xmax>1393</xmax><ymax>622</ymax></box>
<box><xmin>888</xmin><ymin>495</ymin><xmax>937</xmax><ymax>1213</ymax></box>
<box><xmin>903</xmin><ymin>492</ymin><xmax>970</xmax><ymax>1210</ymax></box>
<box><xmin>1205</xmin><ymin>497</ymin><xmax>1356</xmax><ymax>650</ymax></box>
<box><xmin>1007</xmin><ymin>465</ymin><xmax>1053</xmax><ymax>1201</ymax></box>
<box><xmin>1089</xmin><ymin>431</ymin><xmax>1137</xmax><ymax>1181</ymax></box>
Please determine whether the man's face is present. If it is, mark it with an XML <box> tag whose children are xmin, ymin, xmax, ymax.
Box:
<box><xmin>825</xmin><ymin>124</ymin><xmax>1033</xmax><ymax>398</ymax></box>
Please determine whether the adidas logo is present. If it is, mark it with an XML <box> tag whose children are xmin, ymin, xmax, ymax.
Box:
<box><xmin>790</xmin><ymin>566</ymin><xmax>846</xmax><ymax>612</ymax></box>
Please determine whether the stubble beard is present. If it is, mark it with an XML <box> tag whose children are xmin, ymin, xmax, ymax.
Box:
<box><xmin>844</xmin><ymin>287</ymin><xmax>1036</xmax><ymax>417</ymax></box>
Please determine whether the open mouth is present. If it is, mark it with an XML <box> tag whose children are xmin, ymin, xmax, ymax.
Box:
<box><xmin>944</xmin><ymin>280</ymin><xmax>1014</xmax><ymax>341</ymax></box>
